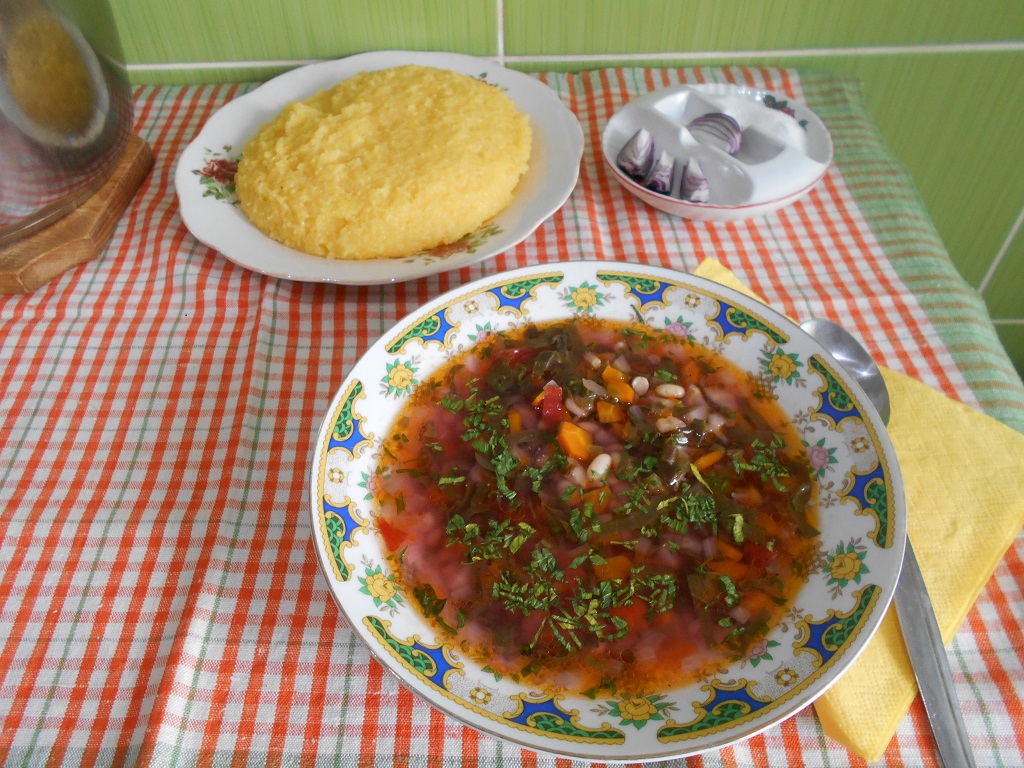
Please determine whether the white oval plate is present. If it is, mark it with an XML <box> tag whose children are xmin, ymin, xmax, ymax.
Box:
<box><xmin>175</xmin><ymin>51</ymin><xmax>583</xmax><ymax>285</ymax></box>
<box><xmin>602</xmin><ymin>85</ymin><xmax>833</xmax><ymax>221</ymax></box>
<box><xmin>310</xmin><ymin>260</ymin><xmax>905</xmax><ymax>761</ymax></box>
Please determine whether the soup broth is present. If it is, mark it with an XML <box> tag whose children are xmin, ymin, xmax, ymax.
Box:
<box><xmin>374</xmin><ymin>319</ymin><xmax>818</xmax><ymax>696</ymax></box>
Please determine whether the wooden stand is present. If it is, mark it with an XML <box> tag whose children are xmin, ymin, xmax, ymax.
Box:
<box><xmin>0</xmin><ymin>134</ymin><xmax>154</xmax><ymax>294</ymax></box>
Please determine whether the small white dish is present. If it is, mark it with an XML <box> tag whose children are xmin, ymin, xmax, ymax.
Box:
<box><xmin>175</xmin><ymin>51</ymin><xmax>583</xmax><ymax>285</ymax></box>
<box><xmin>602</xmin><ymin>84</ymin><xmax>833</xmax><ymax>221</ymax></box>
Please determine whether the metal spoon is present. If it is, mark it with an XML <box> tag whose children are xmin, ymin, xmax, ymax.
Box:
<box><xmin>801</xmin><ymin>318</ymin><xmax>975</xmax><ymax>768</ymax></box>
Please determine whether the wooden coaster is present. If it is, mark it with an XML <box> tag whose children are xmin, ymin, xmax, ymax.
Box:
<box><xmin>0</xmin><ymin>133</ymin><xmax>154</xmax><ymax>294</ymax></box>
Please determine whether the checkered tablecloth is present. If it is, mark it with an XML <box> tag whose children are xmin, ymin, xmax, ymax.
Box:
<box><xmin>1</xmin><ymin>66</ymin><xmax>1021</xmax><ymax>767</ymax></box>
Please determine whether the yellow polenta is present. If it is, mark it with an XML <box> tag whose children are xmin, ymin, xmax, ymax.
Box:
<box><xmin>235</xmin><ymin>65</ymin><xmax>532</xmax><ymax>260</ymax></box>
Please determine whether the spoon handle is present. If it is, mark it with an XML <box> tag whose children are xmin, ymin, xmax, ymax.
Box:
<box><xmin>894</xmin><ymin>539</ymin><xmax>976</xmax><ymax>768</ymax></box>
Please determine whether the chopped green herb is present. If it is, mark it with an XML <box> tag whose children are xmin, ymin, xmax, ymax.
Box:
<box><xmin>719</xmin><ymin>574</ymin><xmax>740</xmax><ymax>607</ymax></box>
<box><xmin>729</xmin><ymin>513</ymin><xmax>745</xmax><ymax>543</ymax></box>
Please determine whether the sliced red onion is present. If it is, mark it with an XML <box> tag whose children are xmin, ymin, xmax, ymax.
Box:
<box><xmin>680</xmin><ymin>159</ymin><xmax>710</xmax><ymax>203</ymax></box>
<box><xmin>617</xmin><ymin>128</ymin><xmax>654</xmax><ymax>180</ymax></box>
<box><xmin>704</xmin><ymin>385</ymin><xmax>742</xmax><ymax>411</ymax></box>
<box><xmin>730</xmin><ymin>605</ymin><xmax>753</xmax><ymax>624</ymax></box>
<box><xmin>706</xmin><ymin>411</ymin><xmax>728</xmax><ymax>435</ymax></box>
<box><xmin>564</xmin><ymin>395</ymin><xmax>592</xmax><ymax>418</ymax></box>
<box><xmin>701</xmin><ymin>536</ymin><xmax>718</xmax><ymax>558</ymax></box>
<box><xmin>634</xmin><ymin>536</ymin><xmax>655</xmax><ymax>558</ymax></box>
<box><xmin>687</xmin><ymin>112</ymin><xmax>742</xmax><ymax>155</ymax></box>
<box><xmin>568</xmin><ymin>464</ymin><xmax>588</xmax><ymax>486</ymax></box>
<box><xmin>643</xmin><ymin>150</ymin><xmax>675</xmax><ymax>196</ymax></box>
<box><xmin>611</xmin><ymin>354</ymin><xmax>631</xmax><ymax>373</ymax></box>
<box><xmin>683</xmin><ymin>384</ymin><xmax>705</xmax><ymax>409</ymax></box>
<box><xmin>684</xmin><ymin>402</ymin><xmax>710</xmax><ymax>423</ymax></box>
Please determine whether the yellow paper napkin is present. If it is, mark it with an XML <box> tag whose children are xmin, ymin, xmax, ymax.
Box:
<box><xmin>692</xmin><ymin>258</ymin><xmax>1024</xmax><ymax>761</ymax></box>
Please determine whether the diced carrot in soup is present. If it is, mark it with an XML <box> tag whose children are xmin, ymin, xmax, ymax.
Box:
<box><xmin>557</xmin><ymin>421</ymin><xmax>592</xmax><ymax>460</ymax></box>
<box><xmin>596</xmin><ymin>401</ymin><xmax>626</xmax><ymax>423</ymax></box>
<box><xmin>601</xmin><ymin>365</ymin><xmax>628</xmax><ymax>384</ymax></box>
<box><xmin>507</xmin><ymin>408</ymin><xmax>523</xmax><ymax>433</ymax></box>
<box><xmin>606</xmin><ymin>378</ymin><xmax>635</xmax><ymax>404</ymax></box>
<box><xmin>716</xmin><ymin>538</ymin><xmax>744</xmax><ymax>562</ymax></box>
<box><xmin>593</xmin><ymin>554</ymin><xmax>633</xmax><ymax>581</ymax></box>
<box><xmin>707</xmin><ymin>559</ymin><xmax>751</xmax><ymax>581</ymax></box>
<box><xmin>568</xmin><ymin>485</ymin><xmax>612</xmax><ymax>515</ymax></box>
<box><xmin>584</xmin><ymin>487</ymin><xmax>612</xmax><ymax>514</ymax></box>
<box><xmin>693</xmin><ymin>448</ymin><xmax>725</xmax><ymax>472</ymax></box>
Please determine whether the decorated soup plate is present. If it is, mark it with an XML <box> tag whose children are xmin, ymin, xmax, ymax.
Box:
<box><xmin>309</xmin><ymin>261</ymin><xmax>905</xmax><ymax>761</ymax></box>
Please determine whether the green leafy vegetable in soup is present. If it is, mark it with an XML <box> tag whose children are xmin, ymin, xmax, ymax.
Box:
<box><xmin>374</xmin><ymin>319</ymin><xmax>818</xmax><ymax>696</ymax></box>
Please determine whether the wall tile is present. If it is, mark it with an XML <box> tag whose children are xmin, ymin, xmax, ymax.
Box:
<box><xmin>981</xmin><ymin>228</ymin><xmax>1024</xmax><ymax>319</ymax></box>
<box><xmin>504</xmin><ymin>0</ymin><xmax>1024</xmax><ymax>55</ymax></box>
<box><xmin>994</xmin><ymin>324</ymin><xmax>1024</xmax><ymax>378</ymax></box>
<box><xmin>110</xmin><ymin>0</ymin><xmax>496</xmax><ymax>76</ymax></box>
<box><xmin>822</xmin><ymin>53</ymin><xmax>1024</xmax><ymax>290</ymax></box>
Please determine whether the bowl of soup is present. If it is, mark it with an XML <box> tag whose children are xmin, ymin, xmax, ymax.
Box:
<box><xmin>309</xmin><ymin>261</ymin><xmax>905</xmax><ymax>761</ymax></box>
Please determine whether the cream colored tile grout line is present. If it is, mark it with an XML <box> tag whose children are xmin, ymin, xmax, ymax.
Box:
<box><xmin>499</xmin><ymin>40</ymin><xmax>1024</xmax><ymax>62</ymax></box>
<box><xmin>978</xmin><ymin>203</ymin><xmax>1024</xmax><ymax>299</ymax></box>
<box><xmin>124</xmin><ymin>40</ymin><xmax>1024</xmax><ymax>74</ymax></box>
<box><xmin>495</xmin><ymin>0</ymin><xmax>505</xmax><ymax>65</ymax></box>
<box><xmin>133</xmin><ymin>59</ymin><xmax>322</xmax><ymax>71</ymax></box>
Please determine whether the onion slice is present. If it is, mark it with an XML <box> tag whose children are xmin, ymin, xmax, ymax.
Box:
<box><xmin>643</xmin><ymin>150</ymin><xmax>675</xmax><ymax>195</ymax></box>
<box><xmin>681</xmin><ymin>159</ymin><xmax>710</xmax><ymax>203</ymax></box>
<box><xmin>617</xmin><ymin>128</ymin><xmax>654</xmax><ymax>180</ymax></box>
<box><xmin>687</xmin><ymin>112</ymin><xmax>742</xmax><ymax>155</ymax></box>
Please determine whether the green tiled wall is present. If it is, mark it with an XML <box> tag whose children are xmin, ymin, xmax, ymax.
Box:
<box><xmin>505</xmin><ymin>0</ymin><xmax>1019</xmax><ymax>50</ymax></box>
<box><xmin>109</xmin><ymin>0</ymin><xmax>498</xmax><ymax>75</ymax></box>
<box><xmin>99</xmin><ymin>0</ymin><xmax>1024</xmax><ymax>372</ymax></box>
